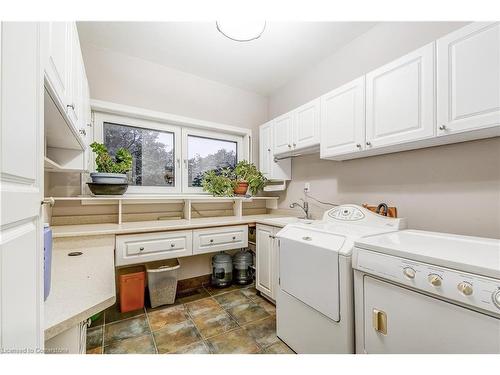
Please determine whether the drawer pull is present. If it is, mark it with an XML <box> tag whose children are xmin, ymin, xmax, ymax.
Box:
<box><xmin>170</xmin><ymin>243</ymin><xmax>175</xmax><ymax>248</ymax></box>
<box><xmin>139</xmin><ymin>247</ymin><xmax>145</xmax><ymax>252</ymax></box>
<box><xmin>210</xmin><ymin>239</ymin><xmax>214</xmax><ymax>243</ymax></box>
<box><xmin>232</xmin><ymin>236</ymin><xmax>236</xmax><ymax>240</ymax></box>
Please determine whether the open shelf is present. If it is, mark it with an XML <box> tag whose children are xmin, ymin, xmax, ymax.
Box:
<box><xmin>44</xmin><ymin>156</ymin><xmax>85</xmax><ymax>173</ymax></box>
<box><xmin>45</xmin><ymin>195</ymin><xmax>280</xmax><ymax>224</ymax></box>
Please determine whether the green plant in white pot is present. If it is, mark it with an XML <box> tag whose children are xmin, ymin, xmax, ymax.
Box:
<box><xmin>89</xmin><ymin>142</ymin><xmax>133</xmax><ymax>184</ymax></box>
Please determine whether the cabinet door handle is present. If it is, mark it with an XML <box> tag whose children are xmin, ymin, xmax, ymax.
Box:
<box><xmin>356</xmin><ymin>143</ymin><xmax>362</xmax><ymax>148</ymax></box>
<box><xmin>267</xmin><ymin>148</ymin><xmax>271</xmax><ymax>152</ymax></box>
<box><xmin>139</xmin><ymin>247</ymin><xmax>145</xmax><ymax>252</ymax></box>
<box><xmin>292</xmin><ymin>143</ymin><xmax>296</xmax><ymax>147</ymax></box>
<box><xmin>439</xmin><ymin>125</ymin><xmax>447</xmax><ymax>130</ymax></box>
<box><xmin>79</xmin><ymin>129</ymin><xmax>86</xmax><ymax>136</ymax></box>
<box><xmin>287</xmin><ymin>144</ymin><xmax>291</xmax><ymax>148</ymax></box>
<box><xmin>67</xmin><ymin>103</ymin><xmax>75</xmax><ymax>110</ymax></box>
<box><xmin>366</xmin><ymin>141</ymin><xmax>372</xmax><ymax>146</ymax></box>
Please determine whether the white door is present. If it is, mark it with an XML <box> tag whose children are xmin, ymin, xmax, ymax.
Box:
<box><xmin>0</xmin><ymin>22</ymin><xmax>44</xmax><ymax>350</ymax></box>
<box><xmin>320</xmin><ymin>77</ymin><xmax>366</xmax><ymax>158</ymax></box>
<box><xmin>259</xmin><ymin>122</ymin><xmax>272</xmax><ymax>177</ymax></box>
<box><xmin>44</xmin><ymin>22</ymin><xmax>70</xmax><ymax>109</ymax></box>
<box><xmin>437</xmin><ymin>22</ymin><xmax>500</xmax><ymax>135</ymax></box>
<box><xmin>273</xmin><ymin>113</ymin><xmax>293</xmax><ymax>155</ymax></box>
<box><xmin>293</xmin><ymin>98</ymin><xmax>320</xmax><ymax>150</ymax></box>
<box><xmin>363</xmin><ymin>277</ymin><xmax>500</xmax><ymax>354</ymax></box>
<box><xmin>256</xmin><ymin>225</ymin><xmax>273</xmax><ymax>298</ymax></box>
<box><xmin>366</xmin><ymin>43</ymin><xmax>435</xmax><ymax>149</ymax></box>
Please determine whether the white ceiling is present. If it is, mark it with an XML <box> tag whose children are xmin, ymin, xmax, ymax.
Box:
<box><xmin>77</xmin><ymin>22</ymin><xmax>377</xmax><ymax>96</ymax></box>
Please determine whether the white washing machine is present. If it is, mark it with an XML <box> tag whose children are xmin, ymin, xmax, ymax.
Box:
<box><xmin>353</xmin><ymin>230</ymin><xmax>500</xmax><ymax>354</ymax></box>
<box><xmin>275</xmin><ymin>204</ymin><xmax>406</xmax><ymax>353</ymax></box>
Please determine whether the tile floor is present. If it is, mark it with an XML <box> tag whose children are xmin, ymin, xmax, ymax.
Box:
<box><xmin>86</xmin><ymin>283</ymin><xmax>294</xmax><ymax>354</ymax></box>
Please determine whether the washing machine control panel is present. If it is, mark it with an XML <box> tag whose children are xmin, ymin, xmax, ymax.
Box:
<box><xmin>355</xmin><ymin>249</ymin><xmax>500</xmax><ymax>316</ymax></box>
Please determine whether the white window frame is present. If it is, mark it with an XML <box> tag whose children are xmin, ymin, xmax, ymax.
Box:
<box><xmin>93</xmin><ymin>113</ymin><xmax>182</xmax><ymax>194</ymax></box>
<box><xmin>182</xmin><ymin>128</ymin><xmax>244</xmax><ymax>194</ymax></box>
<box><xmin>92</xmin><ymin>109</ymin><xmax>248</xmax><ymax>195</ymax></box>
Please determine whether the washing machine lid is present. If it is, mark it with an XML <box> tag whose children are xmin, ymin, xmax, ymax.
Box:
<box><xmin>277</xmin><ymin>225</ymin><xmax>345</xmax><ymax>322</ymax></box>
<box><xmin>355</xmin><ymin>230</ymin><xmax>500</xmax><ymax>279</ymax></box>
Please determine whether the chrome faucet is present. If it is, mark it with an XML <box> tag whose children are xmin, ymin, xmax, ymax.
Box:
<box><xmin>289</xmin><ymin>199</ymin><xmax>310</xmax><ymax>219</ymax></box>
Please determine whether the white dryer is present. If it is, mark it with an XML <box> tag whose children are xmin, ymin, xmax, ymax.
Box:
<box><xmin>353</xmin><ymin>230</ymin><xmax>500</xmax><ymax>354</ymax></box>
<box><xmin>276</xmin><ymin>204</ymin><xmax>406</xmax><ymax>353</ymax></box>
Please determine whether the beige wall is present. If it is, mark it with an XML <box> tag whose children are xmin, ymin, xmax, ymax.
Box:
<box><xmin>80</xmin><ymin>43</ymin><xmax>268</xmax><ymax>164</ymax></box>
<box><xmin>268</xmin><ymin>21</ymin><xmax>500</xmax><ymax>239</ymax></box>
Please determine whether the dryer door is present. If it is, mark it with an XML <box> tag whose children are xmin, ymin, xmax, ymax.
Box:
<box><xmin>278</xmin><ymin>226</ymin><xmax>345</xmax><ymax>321</ymax></box>
<box><xmin>363</xmin><ymin>276</ymin><xmax>500</xmax><ymax>353</ymax></box>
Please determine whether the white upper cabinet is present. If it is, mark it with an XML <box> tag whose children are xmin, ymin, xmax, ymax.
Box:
<box><xmin>365</xmin><ymin>42</ymin><xmax>435</xmax><ymax>149</ymax></box>
<box><xmin>437</xmin><ymin>22</ymin><xmax>500</xmax><ymax>135</ymax></box>
<box><xmin>259</xmin><ymin>122</ymin><xmax>272</xmax><ymax>176</ymax></box>
<box><xmin>259</xmin><ymin>121</ymin><xmax>291</xmax><ymax>180</ymax></box>
<box><xmin>45</xmin><ymin>22</ymin><xmax>71</xmax><ymax>108</ymax></box>
<box><xmin>320</xmin><ymin>77</ymin><xmax>366</xmax><ymax>158</ymax></box>
<box><xmin>272</xmin><ymin>99</ymin><xmax>320</xmax><ymax>155</ymax></box>
<box><xmin>273</xmin><ymin>112</ymin><xmax>294</xmax><ymax>154</ymax></box>
<box><xmin>293</xmin><ymin>98</ymin><xmax>321</xmax><ymax>150</ymax></box>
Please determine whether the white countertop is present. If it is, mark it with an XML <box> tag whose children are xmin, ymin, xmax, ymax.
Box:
<box><xmin>51</xmin><ymin>214</ymin><xmax>300</xmax><ymax>238</ymax></box>
<box><xmin>44</xmin><ymin>239</ymin><xmax>116</xmax><ymax>340</ymax></box>
<box><xmin>355</xmin><ymin>229</ymin><xmax>500</xmax><ymax>279</ymax></box>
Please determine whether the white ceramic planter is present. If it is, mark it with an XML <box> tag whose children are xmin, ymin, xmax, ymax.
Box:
<box><xmin>90</xmin><ymin>173</ymin><xmax>128</xmax><ymax>184</ymax></box>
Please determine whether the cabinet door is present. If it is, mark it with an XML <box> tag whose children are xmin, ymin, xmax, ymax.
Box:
<box><xmin>256</xmin><ymin>225</ymin><xmax>274</xmax><ymax>298</ymax></box>
<box><xmin>271</xmin><ymin>228</ymin><xmax>280</xmax><ymax>300</ymax></box>
<box><xmin>259</xmin><ymin>122</ymin><xmax>272</xmax><ymax>176</ymax></box>
<box><xmin>293</xmin><ymin>98</ymin><xmax>320</xmax><ymax>150</ymax></box>
<box><xmin>45</xmin><ymin>22</ymin><xmax>70</xmax><ymax>107</ymax></box>
<box><xmin>437</xmin><ymin>22</ymin><xmax>500</xmax><ymax>135</ymax></box>
<box><xmin>320</xmin><ymin>77</ymin><xmax>366</xmax><ymax>158</ymax></box>
<box><xmin>67</xmin><ymin>25</ymin><xmax>82</xmax><ymax>130</ymax></box>
<box><xmin>273</xmin><ymin>113</ymin><xmax>293</xmax><ymax>155</ymax></box>
<box><xmin>366</xmin><ymin>43</ymin><xmax>435</xmax><ymax>149</ymax></box>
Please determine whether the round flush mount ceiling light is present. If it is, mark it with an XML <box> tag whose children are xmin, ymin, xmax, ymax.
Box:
<box><xmin>216</xmin><ymin>21</ymin><xmax>266</xmax><ymax>42</ymax></box>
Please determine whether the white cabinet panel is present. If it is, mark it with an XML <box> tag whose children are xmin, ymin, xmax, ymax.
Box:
<box><xmin>259</xmin><ymin>122</ymin><xmax>272</xmax><ymax>176</ymax></box>
<box><xmin>437</xmin><ymin>22</ymin><xmax>500</xmax><ymax>135</ymax></box>
<box><xmin>321</xmin><ymin>77</ymin><xmax>366</xmax><ymax>158</ymax></box>
<box><xmin>45</xmin><ymin>22</ymin><xmax>70</xmax><ymax>108</ymax></box>
<box><xmin>273</xmin><ymin>113</ymin><xmax>293</xmax><ymax>155</ymax></box>
<box><xmin>256</xmin><ymin>225</ymin><xmax>274</xmax><ymax>297</ymax></box>
<box><xmin>293</xmin><ymin>98</ymin><xmax>320</xmax><ymax>150</ymax></box>
<box><xmin>366</xmin><ymin>43</ymin><xmax>435</xmax><ymax>148</ymax></box>
<box><xmin>259</xmin><ymin>121</ymin><xmax>291</xmax><ymax>181</ymax></box>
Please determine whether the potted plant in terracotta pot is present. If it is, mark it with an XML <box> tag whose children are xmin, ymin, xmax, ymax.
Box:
<box><xmin>233</xmin><ymin>160</ymin><xmax>267</xmax><ymax>196</ymax></box>
<box><xmin>89</xmin><ymin>142</ymin><xmax>133</xmax><ymax>186</ymax></box>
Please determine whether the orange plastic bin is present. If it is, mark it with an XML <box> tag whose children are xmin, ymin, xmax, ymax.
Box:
<box><xmin>119</xmin><ymin>270</ymin><xmax>145</xmax><ymax>313</ymax></box>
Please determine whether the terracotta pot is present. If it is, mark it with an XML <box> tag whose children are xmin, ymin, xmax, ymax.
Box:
<box><xmin>234</xmin><ymin>181</ymin><xmax>249</xmax><ymax>195</ymax></box>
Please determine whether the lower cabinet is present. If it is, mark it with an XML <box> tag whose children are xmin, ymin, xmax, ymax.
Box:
<box><xmin>256</xmin><ymin>224</ymin><xmax>280</xmax><ymax>300</ymax></box>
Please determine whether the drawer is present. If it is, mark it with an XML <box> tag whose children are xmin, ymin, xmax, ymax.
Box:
<box><xmin>193</xmin><ymin>225</ymin><xmax>248</xmax><ymax>255</ymax></box>
<box><xmin>116</xmin><ymin>230</ymin><xmax>193</xmax><ymax>266</ymax></box>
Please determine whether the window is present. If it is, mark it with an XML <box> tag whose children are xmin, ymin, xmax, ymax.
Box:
<box><xmin>182</xmin><ymin>128</ymin><xmax>243</xmax><ymax>193</ymax></box>
<box><xmin>94</xmin><ymin>113</ymin><xmax>247</xmax><ymax>194</ymax></box>
<box><xmin>187</xmin><ymin>135</ymin><xmax>238</xmax><ymax>187</ymax></box>
<box><xmin>104</xmin><ymin>122</ymin><xmax>176</xmax><ymax>187</ymax></box>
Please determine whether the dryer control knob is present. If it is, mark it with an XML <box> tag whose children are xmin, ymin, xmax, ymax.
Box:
<box><xmin>457</xmin><ymin>282</ymin><xmax>473</xmax><ymax>296</ymax></box>
<box><xmin>428</xmin><ymin>274</ymin><xmax>442</xmax><ymax>287</ymax></box>
<box><xmin>403</xmin><ymin>267</ymin><xmax>416</xmax><ymax>279</ymax></box>
<box><xmin>492</xmin><ymin>290</ymin><xmax>500</xmax><ymax>309</ymax></box>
